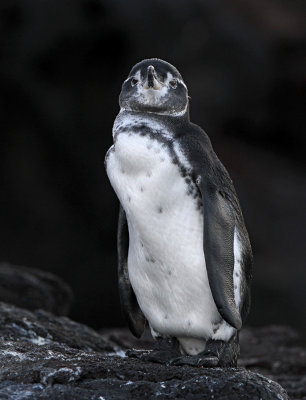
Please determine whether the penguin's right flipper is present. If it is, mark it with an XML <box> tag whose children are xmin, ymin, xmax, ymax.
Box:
<box><xmin>198</xmin><ymin>176</ymin><xmax>242</xmax><ymax>330</ymax></box>
<box><xmin>117</xmin><ymin>205</ymin><xmax>146</xmax><ymax>338</ymax></box>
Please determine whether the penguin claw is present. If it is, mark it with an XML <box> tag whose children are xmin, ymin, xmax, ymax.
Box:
<box><xmin>169</xmin><ymin>355</ymin><xmax>219</xmax><ymax>368</ymax></box>
<box><xmin>126</xmin><ymin>349</ymin><xmax>173</xmax><ymax>364</ymax></box>
<box><xmin>198</xmin><ymin>356</ymin><xmax>219</xmax><ymax>367</ymax></box>
<box><xmin>145</xmin><ymin>350</ymin><xmax>174</xmax><ymax>364</ymax></box>
<box><xmin>126</xmin><ymin>337</ymin><xmax>182</xmax><ymax>364</ymax></box>
<box><xmin>168</xmin><ymin>356</ymin><xmax>191</xmax><ymax>366</ymax></box>
<box><xmin>126</xmin><ymin>349</ymin><xmax>150</xmax><ymax>359</ymax></box>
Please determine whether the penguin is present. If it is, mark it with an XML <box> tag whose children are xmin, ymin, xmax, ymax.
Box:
<box><xmin>105</xmin><ymin>58</ymin><xmax>252</xmax><ymax>367</ymax></box>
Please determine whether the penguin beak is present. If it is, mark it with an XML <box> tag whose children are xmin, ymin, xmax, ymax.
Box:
<box><xmin>143</xmin><ymin>65</ymin><xmax>163</xmax><ymax>90</ymax></box>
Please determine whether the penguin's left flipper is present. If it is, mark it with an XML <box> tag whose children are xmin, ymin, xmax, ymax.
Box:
<box><xmin>117</xmin><ymin>205</ymin><xmax>146</xmax><ymax>338</ymax></box>
<box><xmin>197</xmin><ymin>175</ymin><xmax>242</xmax><ymax>330</ymax></box>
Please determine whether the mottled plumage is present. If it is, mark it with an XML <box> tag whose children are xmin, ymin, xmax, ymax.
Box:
<box><xmin>105</xmin><ymin>59</ymin><xmax>252</xmax><ymax>366</ymax></box>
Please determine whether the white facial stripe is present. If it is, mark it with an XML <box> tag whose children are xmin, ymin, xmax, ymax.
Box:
<box><xmin>178</xmin><ymin>79</ymin><xmax>187</xmax><ymax>89</ymax></box>
<box><xmin>134</xmin><ymin>70</ymin><xmax>141</xmax><ymax>80</ymax></box>
<box><xmin>165</xmin><ymin>72</ymin><xmax>174</xmax><ymax>85</ymax></box>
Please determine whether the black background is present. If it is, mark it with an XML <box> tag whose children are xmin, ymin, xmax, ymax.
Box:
<box><xmin>0</xmin><ymin>0</ymin><xmax>305</xmax><ymax>333</ymax></box>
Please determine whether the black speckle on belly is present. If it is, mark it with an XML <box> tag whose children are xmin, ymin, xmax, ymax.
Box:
<box><xmin>187</xmin><ymin>187</ymin><xmax>193</xmax><ymax>196</ymax></box>
<box><xmin>197</xmin><ymin>199</ymin><xmax>203</xmax><ymax>212</ymax></box>
<box><xmin>213</xmin><ymin>324</ymin><xmax>220</xmax><ymax>334</ymax></box>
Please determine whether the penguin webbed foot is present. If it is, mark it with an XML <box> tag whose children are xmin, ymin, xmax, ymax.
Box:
<box><xmin>169</xmin><ymin>340</ymin><xmax>223</xmax><ymax>367</ymax></box>
<box><xmin>170</xmin><ymin>335</ymin><xmax>239</xmax><ymax>368</ymax></box>
<box><xmin>127</xmin><ymin>334</ymin><xmax>239</xmax><ymax>367</ymax></box>
<box><xmin>126</xmin><ymin>337</ymin><xmax>180</xmax><ymax>364</ymax></box>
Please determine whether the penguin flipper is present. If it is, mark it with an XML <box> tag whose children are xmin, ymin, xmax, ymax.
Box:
<box><xmin>118</xmin><ymin>205</ymin><xmax>146</xmax><ymax>338</ymax></box>
<box><xmin>198</xmin><ymin>180</ymin><xmax>242</xmax><ymax>330</ymax></box>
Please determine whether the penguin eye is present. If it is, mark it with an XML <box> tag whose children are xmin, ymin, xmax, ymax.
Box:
<box><xmin>131</xmin><ymin>78</ymin><xmax>138</xmax><ymax>86</ymax></box>
<box><xmin>169</xmin><ymin>79</ymin><xmax>177</xmax><ymax>89</ymax></box>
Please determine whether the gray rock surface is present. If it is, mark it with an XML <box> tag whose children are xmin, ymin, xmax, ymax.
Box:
<box><xmin>0</xmin><ymin>302</ymin><xmax>297</xmax><ymax>399</ymax></box>
<box><xmin>103</xmin><ymin>325</ymin><xmax>306</xmax><ymax>400</ymax></box>
<box><xmin>0</xmin><ymin>302</ymin><xmax>114</xmax><ymax>352</ymax></box>
<box><xmin>0</xmin><ymin>263</ymin><xmax>73</xmax><ymax>315</ymax></box>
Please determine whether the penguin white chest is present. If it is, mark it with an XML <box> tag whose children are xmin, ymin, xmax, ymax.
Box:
<box><xmin>106</xmin><ymin>130</ymin><xmax>221</xmax><ymax>346</ymax></box>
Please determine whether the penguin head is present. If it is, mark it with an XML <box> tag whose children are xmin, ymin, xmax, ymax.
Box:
<box><xmin>119</xmin><ymin>58</ymin><xmax>188</xmax><ymax>116</ymax></box>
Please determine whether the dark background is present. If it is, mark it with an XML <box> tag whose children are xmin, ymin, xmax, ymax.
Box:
<box><xmin>0</xmin><ymin>0</ymin><xmax>305</xmax><ymax>333</ymax></box>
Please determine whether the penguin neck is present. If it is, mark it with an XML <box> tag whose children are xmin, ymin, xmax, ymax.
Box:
<box><xmin>117</xmin><ymin>106</ymin><xmax>190</xmax><ymax>126</ymax></box>
<box><xmin>113</xmin><ymin>108</ymin><xmax>190</xmax><ymax>142</ymax></box>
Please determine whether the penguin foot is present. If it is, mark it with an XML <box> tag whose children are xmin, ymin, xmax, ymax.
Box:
<box><xmin>125</xmin><ymin>349</ymin><xmax>150</xmax><ymax>360</ymax></box>
<box><xmin>169</xmin><ymin>333</ymin><xmax>240</xmax><ymax>368</ymax></box>
<box><xmin>169</xmin><ymin>354</ymin><xmax>219</xmax><ymax>367</ymax></box>
<box><xmin>126</xmin><ymin>337</ymin><xmax>180</xmax><ymax>364</ymax></box>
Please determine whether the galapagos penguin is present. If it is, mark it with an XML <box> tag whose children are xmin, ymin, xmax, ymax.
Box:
<box><xmin>105</xmin><ymin>58</ymin><xmax>252</xmax><ymax>367</ymax></box>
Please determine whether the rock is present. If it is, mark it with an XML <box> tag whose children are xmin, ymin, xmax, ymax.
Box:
<box><xmin>0</xmin><ymin>341</ymin><xmax>288</xmax><ymax>400</ymax></box>
<box><xmin>0</xmin><ymin>363</ymin><xmax>288</xmax><ymax>400</ymax></box>
<box><xmin>101</xmin><ymin>325</ymin><xmax>306</xmax><ymax>400</ymax></box>
<box><xmin>0</xmin><ymin>302</ymin><xmax>293</xmax><ymax>399</ymax></box>
<box><xmin>0</xmin><ymin>302</ymin><xmax>114</xmax><ymax>352</ymax></box>
<box><xmin>0</xmin><ymin>263</ymin><xmax>73</xmax><ymax>315</ymax></box>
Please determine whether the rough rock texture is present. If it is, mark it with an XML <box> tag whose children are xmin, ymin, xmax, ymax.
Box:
<box><xmin>0</xmin><ymin>363</ymin><xmax>288</xmax><ymax>400</ymax></box>
<box><xmin>0</xmin><ymin>302</ymin><xmax>114</xmax><ymax>353</ymax></box>
<box><xmin>0</xmin><ymin>303</ymin><xmax>299</xmax><ymax>399</ymax></box>
<box><xmin>0</xmin><ymin>263</ymin><xmax>73</xmax><ymax>315</ymax></box>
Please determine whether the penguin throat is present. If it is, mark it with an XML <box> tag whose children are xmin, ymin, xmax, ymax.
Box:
<box><xmin>120</xmin><ymin>104</ymin><xmax>188</xmax><ymax>117</ymax></box>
